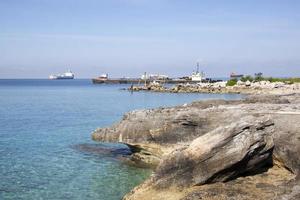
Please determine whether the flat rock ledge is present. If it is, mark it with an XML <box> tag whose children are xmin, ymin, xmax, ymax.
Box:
<box><xmin>92</xmin><ymin>94</ymin><xmax>300</xmax><ymax>200</ymax></box>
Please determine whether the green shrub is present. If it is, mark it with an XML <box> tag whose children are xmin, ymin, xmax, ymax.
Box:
<box><xmin>241</xmin><ymin>75</ymin><xmax>253</xmax><ymax>82</ymax></box>
<box><xmin>227</xmin><ymin>74</ymin><xmax>300</xmax><ymax>85</ymax></box>
<box><xmin>254</xmin><ymin>76</ymin><xmax>264</xmax><ymax>82</ymax></box>
<box><xmin>265</xmin><ymin>77</ymin><xmax>300</xmax><ymax>83</ymax></box>
<box><xmin>226</xmin><ymin>79</ymin><xmax>237</xmax><ymax>86</ymax></box>
<box><xmin>238</xmin><ymin>74</ymin><xmax>300</xmax><ymax>84</ymax></box>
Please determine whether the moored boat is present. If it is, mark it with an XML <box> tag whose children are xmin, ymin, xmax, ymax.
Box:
<box><xmin>190</xmin><ymin>62</ymin><xmax>205</xmax><ymax>82</ymax></box>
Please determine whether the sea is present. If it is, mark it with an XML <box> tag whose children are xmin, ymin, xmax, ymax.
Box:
<box><xmin>0</xmin><ymin>79</ymin><xmax>242</xmax><ymax>200</ymax></box>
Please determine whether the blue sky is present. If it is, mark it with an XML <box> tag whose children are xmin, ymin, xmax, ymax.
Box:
<box><xmin>0</xmin><ymin>0</ymin><xmax>299</xmax><ymax>78</ymax></box>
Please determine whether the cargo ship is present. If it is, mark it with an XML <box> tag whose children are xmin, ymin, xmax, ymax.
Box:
<box><xmin>49</xmin><ymin>70</ymin><xmax>74</xmax><ymax>80</ymax></box>
<box><xmin>230</xmin><ymin>72</ymin><xmax>243</xmax><ymax>78</ymax></box>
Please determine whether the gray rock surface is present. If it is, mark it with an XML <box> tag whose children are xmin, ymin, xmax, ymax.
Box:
<box><xmin>153</xmin><ymin>116</ymin><xmax>274</xmax><ymax>188</ymax></box>
<box><xmin>92</xmin><ymin>94</ymin><xmax>300</xmax><ymax>200</ymax></box>
<box><xmin>129</xmin><ymin>82</ymin><xmax>300</xmax><ymax>95</ymax></box>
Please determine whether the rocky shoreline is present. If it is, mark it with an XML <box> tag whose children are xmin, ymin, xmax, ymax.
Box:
<box><xmin>92</xmin><ymin>93</ymin><xmax>300</xmax><ymax>200</ymax></box>
<box><xmin>129</xmin><ymin>81</ymin><xmax>300</xmax><ymax>95</ymax></box>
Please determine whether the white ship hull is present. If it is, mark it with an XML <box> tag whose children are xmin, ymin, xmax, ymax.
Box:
<box><xmin>52</xmin><ymin>76</ymin><xmax>74</xmax><ymax>80</ymax></box>
<box><xmin>49</xmin><ymin>70</ymin><xmax>74</xmax><ymax>80</ymax></box>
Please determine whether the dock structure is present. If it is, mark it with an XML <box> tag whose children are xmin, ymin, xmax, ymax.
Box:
<box><xmin>92</xmin><ymin>78</ymin><xmax>142</xmax><ymax>84</ymax></box>
<box><xmin>91</xmin><ymin>77</ymin><xmax>176</xmax><ymax>84</ymax></box>
<box><xmin>91</xmin><ymin>77</ymin><xmax>214</xmax><ymax>84</ymax></box>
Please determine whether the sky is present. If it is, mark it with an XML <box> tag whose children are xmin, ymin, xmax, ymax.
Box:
<box><xmin>0</xmin><ymin>0</ymin><xmax>299</xmax><ymax>78</ymax></box>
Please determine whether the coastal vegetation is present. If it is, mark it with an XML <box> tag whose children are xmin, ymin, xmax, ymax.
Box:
<box><xmin>225</xmin><ymin>76</ymin><xmax>300</xmax><ymax>86</ymax></box>
<box><xmin>226</xmin><ymin>78</ymin><xmax>238</xmax><ymax>86</ymax></box>
<box><xmin>241</xmin><ymin>76</ymin><xmax>300</xmax><ymax>84</ymax></box>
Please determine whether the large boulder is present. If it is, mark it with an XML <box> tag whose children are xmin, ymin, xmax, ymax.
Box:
<box><xmin>152</xmin><ymin>116</ymin><xmax>274</xmax><ymax>188</ymax></box>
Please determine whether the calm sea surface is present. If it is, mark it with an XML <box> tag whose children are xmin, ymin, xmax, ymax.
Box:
<box><xmin>0</xmin><ymin>79</ymin><xmax>242</xmax><ymax>200</ymax></box>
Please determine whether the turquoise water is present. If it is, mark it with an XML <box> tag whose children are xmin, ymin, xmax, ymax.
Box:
<box><xmin>0</xmin><ymin>79</ymin><xmax>242</xmax><ymax>200</ymax></box>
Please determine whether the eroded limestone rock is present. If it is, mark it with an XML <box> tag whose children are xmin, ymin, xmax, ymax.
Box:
<box><xmin>91</xmin><ymin>94</ymin><xmax>300</xmax><ymax>200</ymax></box>
<box><xmin>153</xmin><ymin>116</ymin><xmax>275</xmax><ymax>188</ymax></box>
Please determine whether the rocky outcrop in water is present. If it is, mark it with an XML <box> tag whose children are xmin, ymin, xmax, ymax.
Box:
<box><xmin>129</xmin><ymin>81</ymin><xmax>300</xmax><ymax>95</ymax></box>
<box><xmin>92</xmin><ymin>94</ymin><xmax>300</xmax><ymax>200</ymax></box>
